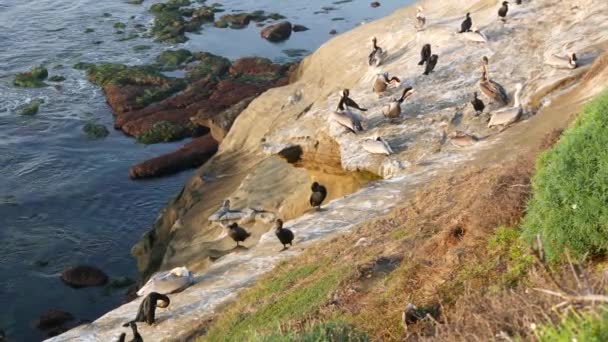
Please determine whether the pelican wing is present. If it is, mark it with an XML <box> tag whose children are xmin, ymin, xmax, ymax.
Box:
<box><xmin>362</xmin><ymin>139</ymin><xmax>392</xmax><ymax>155</ymax></box>
<box><xmin>545</xmin><ymin>54</ymin><xmax>576</xmax><ymax>69</ymax></box>
<box><xmin>479</xmin><ymin>79</ymin><xmax>509</xmax><ymax>105</ymax></box>
<box><xmin>488</xmin><ymin>107</ymin><xmax>522</xmax><ymax>127</ymax></box>
<box><xmin>462</xmin><ymin>31</ymin><xmax>488</xmax><ymax>43</ymax></box>
<box><xmin>137</xmin><ymin>269</ymin><xmax>193</xmax><ymax>296</ymax></box>
<box><xmin>330</xmin><ymin>110</ymin><xmax>363</xmax><ymax>133</ymax></box>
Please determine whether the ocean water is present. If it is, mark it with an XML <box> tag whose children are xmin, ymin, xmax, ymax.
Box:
<box><xmin>0</xmin><ymin>0</ymin><xmax>407</xmax><ymax>340</ymax></box>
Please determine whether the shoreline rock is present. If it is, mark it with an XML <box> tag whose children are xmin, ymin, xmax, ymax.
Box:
<box><xmin>13</xmin><ymin>66</ymin><xmax>48</xmax><ymax>88</ymax></box>
<box><xmin>60</xmin><ymin>265</ymin><xmax>108</xmax><ymax>288</ymax></box>
<box><xmin>261</xmin><ymin>21</ymin><xmax>293</xmax><ymax>42</ymax></box>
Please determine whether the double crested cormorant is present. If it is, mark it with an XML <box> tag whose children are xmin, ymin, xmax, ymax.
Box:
<box><xmin>331</xmin><ymin>97</ymin><xmax>364</xmax><ymax>133</ymax></box>
<box><xmin>373</xmin><ymin>73</ymin><xmax>400</xmax><ymax>93</ymax></box>
<box><xmin>123</xmin><ymin>292</ymin><xmax>170</xmax><ymax>327</ymax></box>
<box><xmin>488</xmin><ymin>83</ymin><xmax>523</xmax><ymax>128</ymax></box>
<box><xmin>418</xmin><ymin>44</ymin><xmax>431</xmax><ymax>65</ymax></box>
<box><xmin>127</xmin><ymin>322</ymin><xmax>143</xmax><ymax>342</ymax></box>
<box><xmin>382</xmin><ymin>87</ymin><xmax>415</xmax><ymax>118</ymax></box>
<box><xmin>227</xmin><ymin>223</ymin><xmax>251</xmax><ymax>247</ymax></box>
<box><xmin>478</xmin><ymin>56</ymin><xmax>508</xmax><ymax>105</ymax></box>
<box><xmin>310</xmin><ymin>182</ymin><xmax>327</xmax><ymax>210</ymax></box>
<box><xmin>423</xmin><ymin>54</ymin><xmax>438</xmax><ymax>75</ymax></box>
<box><xmin>498</xmin><ymin>1</ymin><xmax>509</xmax><ymax>21</ymax></box>
<box><xmin>460</xmin><ymin>13</ymin><xmax>472</xmax><ymax>33</ymax></box>
<box><xmin>274</xmin><ymin>219</ymin><xmax>294</xmax><ymax>250</ymax></box>
<box><xmin>362</xmin><ymin>136</ymin><xmax>394</xmax><ymax>155</ymax></box>
<box><xmin>368</xmin><ymin>37</ymin><xmax>384</xmax><ymax>67</ymax></box>
<box><xmin>471</xmin><ymin>92</ymin><xmax>485</xmax><ymax>115</ymax></box>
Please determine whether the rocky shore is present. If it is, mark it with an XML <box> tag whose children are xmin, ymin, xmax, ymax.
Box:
<box><xmin>48</xmin><ymin>0</ymin><xmax>608</xmax><ymax>340</ymax></box>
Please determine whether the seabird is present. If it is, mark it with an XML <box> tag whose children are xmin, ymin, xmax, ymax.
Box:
<box><xmin>137</xmin><ymin>267</ymin><xmax>194</xmax><ymax>297</ymax></box>
<box><xmin>488</xmin><ymin>83</ymin><xmax>523</xmax><ymax>128</ymax></box>
<box><xmin>368</xmin><ymin>37</ymin><xmax>385</xmax><ymax>67</ymax></box>
<box><xmin>310</xmin><ymin>182</ymin><xmax>327</xmax><ymax>210</ymax></box>
<box><xmin>498</xmin><ymin>1</ymin><xmax>509</xmax><ymax>21</ymax></box>
<box><xmin>123</xmin><ymin>292</ymin><xmax>170</xmax><ymax>327</ymax></box>
<box><xmin>478</xmin><ymin>56</ymin><xmax>508</xmax><ymax>105</ymax></box>
<box><xmin>415</xmin><ymin>6</ymin><xmax>426</xmax><ymax>31</ymax></box>
<box><xmin>460</xmin><ymin>13</ymin><xmax>472</xmax><ymax>33</ymax></box>
<box><xmin>373</xmin><ymin>72</ymin><xmax>400</xmax><ymax>93</ymax></box>
<box><xmin>330</xmin><ymin>98</ymin><xmax>364</xmax><ymax>133</ymax></box>
<box><xmin>471</xmin><ymin>92</ymin><xmax>485</xmax><ymax>115</ymax></box>
<box><xmin>362</xmin><ymin>136</ymin><xmax>394</xmax><ymax>155</ymax></box>
<box><xmin>339</xmin><ymin>89</ymin><xmax>367</xmax><ymax>112</ymax></box>
<box><xmin>462</xmin><ymin>27</ymin><xmax>488</xmax><ymax>43</ymax></box>
<box><xmin>274</xmin><ymin>219</ymin><xmax>294</xmax><ymax>250</ymax></box>
<box><xmin>382</xmin><ymin>86</ymin><xmax>415</xmax><ymax>118</ymax></box>
<box><xmin>545</xmin><ymin>52</ymin><xmax>578</xmax><ymax>69</ymax></box>
<box><xmin>127</xmin><ymin>322</ymin><xmax>143</xmax><ymax>342</ymax></box>
<box><xmin>227</xmin><ymin>222</ymin><xmax>251</xmax><ymax>247</ymax></box>
<box><xmin>423</xmin><ymin>54</ymin><xmax>438</xmax><ymax>75</ymax></box>
<box><xmin>418</xmin><ymin>44</ymin><xmax>431</xmax><ymax>65</ymax></box>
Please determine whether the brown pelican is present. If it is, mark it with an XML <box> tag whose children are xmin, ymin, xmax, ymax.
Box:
<box><xmin>382</xmin><ymin>87</ymin><xmax>415</xmax><ymax>118</ymax></box>
<box><xmin>478</xmin><ymin>56</ymin><xmax>508</xmax><ymax>105</ymax></box>
<box><xmin>462</xmin><ymin>27</ymin><xmax>488</xmax><ymax>43</ymax></box>
<box><xmin>373</xmin><ymin>72</ymin><xmax>400</xmax><ymax>93</ymax></box>
<box><xmin>415</xmin><ymin>6</ymin><xmax>426</xmax><ymax>31</ymax></box>
<box><xmin>362</xmin><ymin>136</ymin><xmax>394</xmax><ymax>155</ymax></box>
<box><xmin>137</xmin><ymin>267</ymin><xmax>194</xmax><ymax>296</ymax></box>
<box><xmin>545</xmin><ymin>52</ymin><xmax>578</xmax><ymax>69</ymax></box>
<box><xmin>330</xmin><ymin>94</ymin><xmax>364</xmax><ymax>133</ymax></box>
<box><xmin>488</xmin><ymin>83</ymin><xmax>523</xmax><ymax>128</ymax></box>
<box><xmin>368</xmin><ymin>37</ymin><xmax>385</xmax><ymax>67</ymax></box>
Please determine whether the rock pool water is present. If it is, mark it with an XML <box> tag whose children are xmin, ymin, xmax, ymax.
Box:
<box><xmin>0</xmin><ymin>0</ymin><xmax>408</xmax><ymax>339</ymax></box>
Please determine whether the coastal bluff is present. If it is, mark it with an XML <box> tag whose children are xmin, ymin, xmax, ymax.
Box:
<box><xmin>49</xmin><ymin>0</ymin><xmax>608</xmax><ymax>340</ymax></box>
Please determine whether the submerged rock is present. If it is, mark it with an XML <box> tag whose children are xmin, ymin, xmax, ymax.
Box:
<box><xmin>371</xmin><ymin>1</ymin><xmax>381</xmax><ymax>8</ymax></box>
<box><xmin>60</xmin><ymin>265</ymin><xmax>108</xmax><ymax>288</ymax></box>
<box><xmin>129</xmin><ymin>134</ymin><xmax>218</xmax><ymax>179</ymax></box>
<box><xmin>109</xmin><ymin>276</ymin><xmax>136</xmax><ymax>289</ymax></box>
<box><xmin>261</xmin><ymin>21</ymin><xmax>292</xmax><ymax>42</ymax></box>
<box><xmin>48</xmin><ymin>75</ymin><xmax>66</xmax><ymax>82</ymax></box>
<box><xmin>35</xmin><ymin>309</ymin><xmax>74</xmax><ymax>330</ymax></box>
<box><xmin>293</xmin><ymin>24</ymin><xmax>309</xmax><ymax>32</ymax></box>
<box><xmin>156</xmin><ymin>49</ymin><xmax>193</xmax><ymax>70</ymax></box>
<box><xmin>19</xmin><ymin>99</ymin><xmax>44</xmax><ymax>115</ymax></box>
<box><xmin>82</xmin><ymin>122</ymin><xmax>110</xmax><ymax>139</ymax></box>
<box><xmin>13</xmin><ymin>66</ymin><xmax>48</xmax><ymax>88</ymax></box>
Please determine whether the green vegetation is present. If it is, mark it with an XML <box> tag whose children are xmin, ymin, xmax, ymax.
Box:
<box><xmin>82</xmin><ymin>122</ymin><xmax>110</xmax><ymax>139</ymax></box>
<box><xmin>536</xmin><ymin>309</ymin><xmax>608</xmax><ymax>342</ymax></box>
<box><xmin>522</xmin><ymin>92</ymin><xmax>608</xmax><ymax>262</ymax></box>
<box><xmin>186</xmin><ymin>52</ymin><xmax>230</xmax><ymax>81</ymax></box>
<box><xmin>113</xmin><ymin>22</ymin><xmax>126</xmax><ymax>29</ymax></box>
<box><xmin>18</xmin><ymin>99</ymin><xmax>45</xmax><ymax>115</ymax></box>
<box><xmin>214</xmin><ymin>11</ymin><xmax>285</xmax><ymax>29</ymax></box>
<box><xmin>137</xmin><ymin>121</ymin><xmax>189</xmax><ymax>144</ymax></box>
<box><xmin>253</xmin><ymin>321</ymin><xmax>369</xmax><ymax>342</ymax></box>
<box><xmin>48</xmin><ymin>75</ymin><xmax>66</xmax><ymax>82</ymax></box>
<box><xmin>203</xmin><ymin>263</ymin><xmax>350</xmax><ymax>341</ymax></box>
<box><xmin>156</xmin><ymin>49</ymin><xmax>193</xmax><ymax>70</ymax></box>
<box><xmin>13</xmin><ymin>66</ymin><xmax>48</xmax><ymax>88</ymax></box>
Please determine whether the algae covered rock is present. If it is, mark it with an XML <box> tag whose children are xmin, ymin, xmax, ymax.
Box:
<box><xmin>137</xmin><ymin>120</ymin><xmax>190</xmax><ymax>144</ymax></box>
<box><xmin>48</xmin><ymin>75</ymin><xmax>66</xmax><ymax>82</ymax></box>
<box><xmin>13</xmin><ymin>66</ymin><xmax>48</xmax><ymax>88</ymax></box>
<box><xmin>186</xmin><ymin>52</ymin><xmax>231</xmax><ymax>81</ymax></box>
<box><xmin>36</xmin><ymin>309</ymin><xmax>74</xmax><ymax>330</ymax></box>
<box><xmin>261</xmin><ymin>21</ymin><xmax>292</xmax><ymax>42</ymax></box>
<box><xmin>83</xmin><ymin>122</ymin><xmax>110</xmax><ymax>139</ymax></box>
<box><xmin>60</xmin><ymin>265</ymin><xmax>108</xmax><ymax>288</ymax></box>
<box><xmin>19</xmin><ymin>99</ymin><xmax>45</xmax><ymax>115</ymax></box>
<box><xmin>156</xmin><ymin>49</ymin><xmax>193</xmax><ymax>70</ymax></box>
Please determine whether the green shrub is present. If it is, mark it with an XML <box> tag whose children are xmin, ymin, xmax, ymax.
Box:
<box><xmin>254</xmin><ymin>321</ymin><xmax>369</xmax><ymax>342</ymax></box>
<box><xmin>536</xmin><ymin>309</ymin><xmax>608</xmax><ymax>342</ymax></box>
<box><xmin>522</xmin><ymin>92</ymin><xmax>608</xmax><ymax>262</ymax></box>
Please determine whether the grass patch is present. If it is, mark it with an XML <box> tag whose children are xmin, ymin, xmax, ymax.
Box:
<box><xmin>522</xmin><ymin>91</ymin><xmax>608</xmax><ymax>262</ymax></box>
<box><xmin>253</xmin><ymin>321</ymin><xmax>369</xmax><ymax>342</ymax></box>
<box><xmin>536</xmin><ymin>308</ymin><xmax>608</xmax><ymax>342</ymax></box>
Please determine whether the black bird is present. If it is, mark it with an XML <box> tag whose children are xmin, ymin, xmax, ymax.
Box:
<box><xmin>310</xmin><ymin>182</ymin><xmax>327</xmax><ymax>210</ymax></box>
<box><xmin>423</xmin><ymin>54</ymin><xmax>438</xmax><ymax>75</ymax></box>
<box><xmin>515</xmin><ymin>0</ymin><xmax>522</xmax><ymax>4</ymax></box>
<box><xmin>498</xmin><ymin>1</ymin><xmax>509</xmax><ymax>21</ymax></box>
<box><xmin>338</xmin><ymin>89</ymin><xmax>367</xmax><ymax>112</ymax></box>
<box><xmin>123</xmin><ymin>292</ymin><xmax>170</xmax><ymax>327</ymax></box>
<box><xmin>471</xmin><ymin>92</ymin><xmax>485</xmax><ymax>115</ymax></box>
<box><xmin>418</xmin><ymin>44</ymin><xmax>431</xmax><ymax>66</ymax></box>
<box><xmin>274</xmin><ymin>219</ymin><xmax>294</xmax><ymax>250</ymax></box>
<box><xmin>227</xmin><ymin>222</ymin><xmax>251</xmax><ymax>247</ymax></box>
<box><xmin>118</xmin><ymin>333</ymin><xmax>127</xmax><ymax>342</ymax></box>
<box><xmin>460</xmin><ymin>13</ymin><xmax>472</xmax><ymax>33</ymax></box>
<box><xmin>128</xmin><ymin>322</ymin><xmax>143</xmax><ymax>342</ymax></box>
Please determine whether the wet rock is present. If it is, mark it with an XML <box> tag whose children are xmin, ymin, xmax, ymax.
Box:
<box><xmin>261</xmin><ymin>21</ymin><xmax>292</xmax><ymax>42</ymax></box>
<box><xmin>127</xmin><ymin>0</ymin><xmax>144</xmax><ymax>4</ymax></box>
<box><xmin>214</xmin><ymin>11</ymin><xmax>284</xmax><ymax>29</ymax></box>
<box><xmin>449</xmin><ymin>131</ymin><xmax>479</xmax><ymax>147</ymax></box>
<box><xmin>282</xmin><ymin>48</ymin><xmax>309</xmax><ymax>58</ymax></box>
<box><xmin>191</xmin><ymin>96</ymin><xmax>255</xmax><ymax>142</ymax></box>
<box><xmin>133</xmin><ymin>45</ymin><xmax>151</xmax><ymax>52</ymax></box>
<box><xmin>113</xmin><ymin>22</ymin><xmax>126</xmax><ymax>29</ymax></box>
<box><xmin>46</xmin><ymin>326</ymin><xmax>68</xmax><ymax>338</ymax></box>
<box><xmin>18</xmin><ymin>99</ymin><xmax>44</xmax><ymax>116</ymax></box>
<box><xmin>82</xmin><ymin>122</ymin><xmax>110</xmax><ymax>139</ymax></box>
<box><xmin>149</xmin><ymin>0</ymin><xmax>192</xmax><ymax>43</ymax></box>
<box><xmin>156</xmin><ymin>49</ymin><xmax>193</xmax><ymax>70</ymax></box>
<box><xmin>186</xmin><ymin>52</ymin><xmax>231</xmax><ymax>81</ymax></box>
<box><xmin>48</xmin><ymin>75</ymin><xmax>66</xmax><ymax>82</ymax></box>
<box><xmin>60</xmin><ymin>265</ymin><xmax>108</xmax><ymax>288</ymax></box>
<box><xmin>329</xmin><ymin>29</ymin><xmax>338</xmax><ymax>35</ymax></box>
<box><xmin>84</xmin><ymin>28</ymin><xmax>94</xmax><ymax>33</ymax></box>
<box><xmin>13</xmin><ymin>66</ymin><xmax>48</xmax><ymax>88</ymax></box>
<box><xmin>292</xmin><ymin>24</ymin><xmax>309</xmax><ymax>32</ymax></box>
<box><xmin>129</xmin><ymin>134</ymin><xmax>218</xmax><ymax>179</ymax></box>
<box><xmin>36</xmin><ymin>309</ymin><xmax>74</xmax><ymax>330</ymax></box>
<box><xmin>136</xmin><ymin>121</ymin><xmax>194</xmax><ymax>144</ymax></box>
<box><xmin>371</xmin><ymin>1</ymin><xmax>381</xmax><ymax>7</ymax></box>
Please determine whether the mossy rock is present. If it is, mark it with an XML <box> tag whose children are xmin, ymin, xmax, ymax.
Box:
<box><xmin>187</xmin><ymin>52</ymin><xmax>231</xmax><ymax>81</ymax></box>
<box><xmin>179</xmin><ymin>7</ymin><xmax>194</xmax><ymax>17</ymax></box>
<box><xmin>48</xmin><ymin>75</ymin><xmax>66</xmax><ymax>82</ymax></box>
<box><xmin>113</xmin><ymin>22</ymin><xmax>127</xmax><ymax>29</ymax></box>
<box><xmin>156</xmin><ymin>49</ymin><xmax>193</xmax><ymax>70</ymax></box>
<box><xmin>127</xmin><ymin>0</ymin><xmax>144</xmax><ymax>4</ymax></box>
<box><xmin>83</xmin><ymin>122</ymin><xmax>110</xmax><ymax>139</ymax></box>
<box><xmin>84</xmin><ymin>28</ymin><xmax>95</xmax><ymax>33</ymax></box>
<box><xmin>115</xmin><ymin>33</ymin><xmax>139</xmax><ymax>42</ymax></box>
<box><xmin>282</xmin><ymin>48</ymin><xmax>309</xmax><ymax>58</ymax></box>
<box><xmin>150</xmin><ymin>4</ymin><xmax>187</xmax><ymax>43</ymax></box>
<box><xmin>192</xmin><ymin>7</ymin><xmax>215</xmax><ymax>21</ymax></box>
<box><xmin>73</xmin><ymin>62</ymin><xmax>94</xmax><ymax>70</ymax></box>
<box><xmin>133</xmin><ymin>45</ymin><xmax>152</xmax><ymax>52</ymax></box>
<box><xmin>19</xmin><ymin>99</ymin><xmax>45</xmax><ymax>115</ymax></box>
<box><xmin>13</xmin><ymin>66</ymin><xmax>48</xmax><ymax>88</ymax></box>
<box><xmin>137</xmin><ymin>121</ymin><xmax>190</xmax><ymax>144</ymax></box>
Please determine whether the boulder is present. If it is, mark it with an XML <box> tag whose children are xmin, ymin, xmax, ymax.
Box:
<box><xmin>261</xmin><ymin>21</ymin><xmax>292</xmax><ymax>42</ymax></box>
<box><xmin>13</xmin><ymin>66</ymin><xmax>48</xmax><ymax>88</ymax></box>
<box><xmin>292</xmin><ymin>24</ymin><xmax>309</xmax><ymax>32</ymax></box>
<box><xmin>36</xmin><ymin>309</ymin><xmax>74</xmax><ymax>330</ymax></box>
<box><xmin>129</xmin><ymin>134</ymin><xmax>218</xmax><ymax>179</ymax></box>
<box><xmin>329</xmin><ymin>29</ymin><xmax>338</xmax><ymax>35</ymax></box>
<box><xmin>191</xmin><ymin>96</ymin><xmax>256</xmax><ymax>142</ymax></box>
<box><xmin>60</xmin><ymin>265</ymin><xmax>108</xmax><ymax>288</ymax></box>
<box><xmin>82</xmin><ymin>122</ymin><xmax>110</xmax><ymax>139</ymax></box>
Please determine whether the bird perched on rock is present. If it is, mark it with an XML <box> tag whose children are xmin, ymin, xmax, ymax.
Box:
<box><xmin>471</xmin><ymin>92</ymin><xmax>485</xmax><ymax>115</ymax></box>
<box><xmin>498</xmin><ymin>1</ymin><xmax>509</xmax><ymax>21</ymax></box>
<box><xmin>460</xmin><ymin>13</ymin><xmax>472</xmax><ymax>33</ymax></box>
<box><xmin>418</xmin><ymin>44</ymin><xmax>431</xmax><ymax>66</ymax></box>
<box><xmin>274</xmin><ymin>219</ymin><xmax>294</xmax><ymax>250</ymax></box>
<box><xmin>339</xmin><ymin>89</ymin><xmax>367</xmax><ymax>112</ymax></box>
<box><xmin>423</xmin><ymin>54</ymin><xmax>438</xmax><ymax>75</ymax></box>
<box><xmin>310</xmin><ymin>182</ymin><xmax>327</xmax><ymax>210</ymax></box>
<box><xmin>368</xmin><ymin>37</ymin><xmax>385</xmax><ymax>67</ymax></box>
<box><xmin>124</xmin><ymin>292</ymin><xmax>170</xmax><ymax>326</ymax></box>
<box><xmin>415</xmin><ymin>6</ymin><xmax>426</xmax><ymax>31</ymax></box>
<box><xmin>227</xmin><ymin>223</ymin><xmax>251</xmax><ymax>247</ymax></box>
<box><xmin>119</xmin><ymin>322</ymin><xmax>143</xmax><ymax>342</ymax></box>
